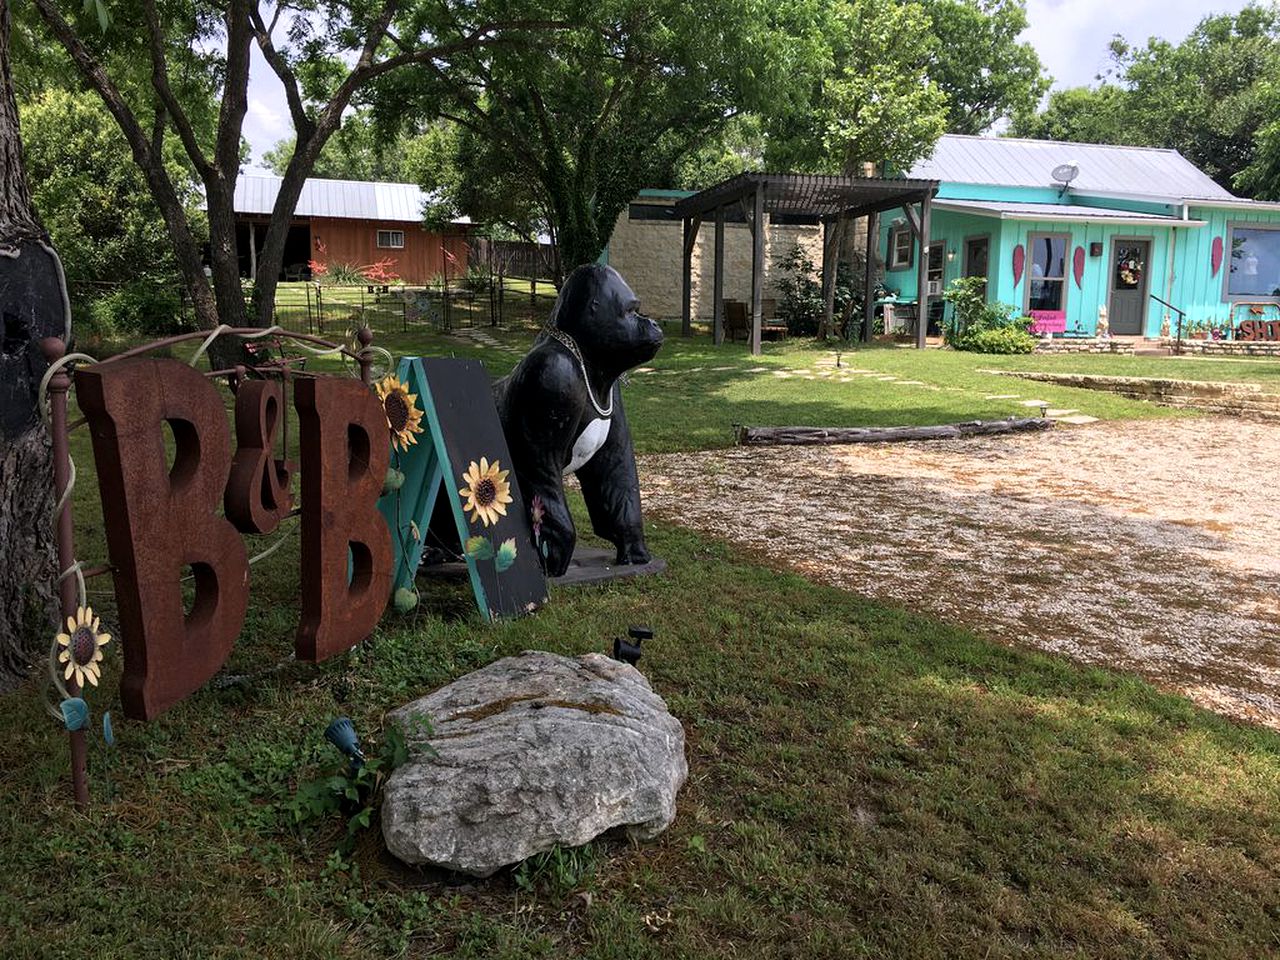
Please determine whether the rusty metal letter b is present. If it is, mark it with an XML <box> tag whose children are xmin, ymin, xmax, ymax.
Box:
<box><xmin>78</xmin><ymin>359</ymin><xmax>250</xmax><ymax>720</ymax></box>
<box><xmin>294</xmin><ymin>377</ymin><xmax>393</xmax><ymax>661</ymax></box>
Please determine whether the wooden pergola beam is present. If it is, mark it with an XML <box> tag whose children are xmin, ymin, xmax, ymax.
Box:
<box><xmin>750</xmin><ymin>180</ymin><xmax>765</xmax><ymax>356</ymax></box>
<box><xmin>668</xmin><ymin>172</ymin><xmax>938</xmax><ymax>351</ymax></box>
<box><xmin>915</xmin><ymin>195</ymin><xmax>932</xmax><ymax>350</ymax></box>
<box><xmin>713</xmin><ymin>206</ymin><xmax>725</xmax><ymax>345</ymax></box>
<box><xmin>863</xmin><ymin>211</ymin><xmax>878</xmax><ymax>343</ymax></box>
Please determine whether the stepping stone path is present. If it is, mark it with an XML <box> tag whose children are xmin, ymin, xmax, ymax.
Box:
<box><xmin>451</xmin><ymin>327</ymin><xmax>522</xmax><ymax>355</ymax></box>
<box><xmin>734</xmin><ymin>363</ymin><xmax>1099</xmax><ymax>426</ymax></box>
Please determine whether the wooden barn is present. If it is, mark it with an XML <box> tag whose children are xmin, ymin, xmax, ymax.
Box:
<box><xmin>230</xmin><ymin>174</ymin><xmax>473</xmax><ymax>284</ymax></box>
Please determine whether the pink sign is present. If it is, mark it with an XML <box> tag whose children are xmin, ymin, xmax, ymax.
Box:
<box><xmin>1211</xmin><ymin>236</ymin><xmax>1224</xmax><ymax>277</ymax></box>
<box><xmin>1028</xmin><ymin>310</ymin><xmax>1066</xmax><ymax>334</ymax></box>
<box><xmin>1012</xmin><ymin>244</ymin><xmax>1025</xmax><ymax>287</ymax></box>
<box><xmin>1073</xmin><ymin>246</ymin><xmax>1085</xmax><ymax>288</ymax></box>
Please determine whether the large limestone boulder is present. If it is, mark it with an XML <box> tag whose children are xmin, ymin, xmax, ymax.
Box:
<box><xmin>382</xmin><ymin>651</ymin><xmax>687</xmax><ymax>877</ymax></box>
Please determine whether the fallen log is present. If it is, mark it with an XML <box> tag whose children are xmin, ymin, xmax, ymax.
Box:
<box><xmin>733</xmin><ymin>417</ymin><xmax>1055</xmax><ymax>446</ymax></box>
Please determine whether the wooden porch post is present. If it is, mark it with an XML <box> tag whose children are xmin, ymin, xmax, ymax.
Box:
<box><xmin>681</xmin><ymin>215</ymin><xmax>701</xmax><ymax>337</ymax></box>
<box><xmin>863</xmin><ymin>210</ymin><xmax>878</xmax><ymax>343</ymax></box>
<box><xmin>750</xmin><ymin>180</ymin><xmax>765</xmax><ymax>356</ymax></box>
<box><xmin>713</xmin><ymin>205</ymin><xmax>725</xmax><ymax>345</ymax></box>
<box><xmin>916</xmin><ymin>194</ymin><xmax>932</xmax><ymax>349</ymax></box>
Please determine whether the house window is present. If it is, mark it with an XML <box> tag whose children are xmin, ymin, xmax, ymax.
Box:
<box><xmin>889</xmin><ymin>226</ymin><xmax>913</xmax><ymax>269</ymax></box>
<box><xmin>377</xmin><ymin>229</ymin><xmax>405</xmax><ymax>249</ymax></box>
<box><xmin>1225</xmin><ymin>224</ymin><xmax>1280</xmax><ymax>300</ymax></box>
<box><xmin>1026</xmin><ymin>232</ymin><xmax>1069</xmax><ymax>312</ymax></box>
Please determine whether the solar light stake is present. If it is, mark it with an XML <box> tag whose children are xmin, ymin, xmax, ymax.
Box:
<box><xmin>324</xmin><ymin>716</ymin><xmax>366</xmax><ymax>771</ymax></box>
<box><xmin>612</xmin><ymin>625</ymin><xmax>653</xmax><ymax>666</ymax></box>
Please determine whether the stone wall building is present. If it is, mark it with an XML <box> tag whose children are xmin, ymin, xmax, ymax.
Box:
<box><xmin>605</xmin><ymin>190</ymin><xmax>828</xmax><ymax>321</ymax></box>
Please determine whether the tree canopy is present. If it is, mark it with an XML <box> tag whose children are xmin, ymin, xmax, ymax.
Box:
<box><xmin>27</xmin><ymin>0</ymin><xmax>565</xmax><ymax>330</ymax></box>
<box><xmin>1011</xmin><ymin>4</ymin><xmax>1280</xmax><ymax>200</ymax></box>
<box><xmin>371</xmin><ymin>0</ymin><xmax>797</xmax><ymax>273</ymax></box>
<box><xmin>20</xmin><ymin>87</ymin><xmax>201</xmax><ymax>333</ymax></box>
<box><xmin>921</xmin><ymin>0</ymin><xmax>1047</xmax><ymax>135</ymax></box>
<box><xmin>760</xmin><ymin>0</ymin><xmax>948</xmax><ymax>175</ymax></box>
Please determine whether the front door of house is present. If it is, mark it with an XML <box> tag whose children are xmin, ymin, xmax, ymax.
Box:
<box><xmin>1109</xmin><ymin>239</ymin><xmax>1151</xmax><ymax>335</ymax></box>
<box><xmin>964</xmin><ymin>237</ymin><xmax>990</xmax><ymax>299</ymax></box>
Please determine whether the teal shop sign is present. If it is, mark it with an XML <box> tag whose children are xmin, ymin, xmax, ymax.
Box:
<box><xmin>376</xmin><ymin>357</ymin><xmax>547</xmax><ymax>621</ymax></box>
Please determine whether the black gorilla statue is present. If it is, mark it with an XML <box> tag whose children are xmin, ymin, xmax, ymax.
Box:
<box><xmin>494</xmin><ymin>264</ymin><xmax>663</xmax><ymax>577</ymax></box>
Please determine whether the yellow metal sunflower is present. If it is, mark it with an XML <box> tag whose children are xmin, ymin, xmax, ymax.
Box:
<box><xmin>56</xmin><ymin>606</ymin><xmax>110</xmax><ymax>688</ymax></box>
<box><xmin>458</xmin><ymin>457</ymin><xmax>513</xmax><ymax>527</ymax></box>
<box><xmin>375</xmin><ymin>374</ymin><xmax>425</xmax><ymax>451</ymax></box>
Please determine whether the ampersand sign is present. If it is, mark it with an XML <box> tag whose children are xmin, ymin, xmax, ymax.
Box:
<box><xmin>225</xmin><ymin>380</ymin><xmax>293</xmax><ymax>534</ymax></box>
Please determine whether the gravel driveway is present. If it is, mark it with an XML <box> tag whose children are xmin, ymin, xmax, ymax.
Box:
<box><xmin>640</xmin><ymin>418</ymin><xmax>1280</xmax><ymax>728</ymax></box>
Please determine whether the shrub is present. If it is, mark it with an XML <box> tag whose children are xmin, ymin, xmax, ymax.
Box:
<box><xmin>86</xmin><ymin>282</ymin><xmax>190</xmax><ymax>338</ymax></box>
<box><xmin>316</xmin><ymin>262</ymin><xmax>370</xmax><ymax>286</ymax></box>
<box><xmin>943</xmin><ymin>276</ymin><xmax>1033</xmax><ymax>353</ymax></box>
<box><xmin>774</xmin><ymin>243</ymin><xmax>882</xmax><ymax>338</ymax></box>
<box><xmin>459</xmin><ymin>264</ymin><xmax>491</xmax><ymax>294</ymax></box>
<box><xmin>964</xmin><ymin>327</ymin><xmax>1037</xmax><ymax>354</ymax></box>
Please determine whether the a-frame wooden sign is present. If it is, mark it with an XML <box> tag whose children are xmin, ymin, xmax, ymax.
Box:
<box><xmin>377</xmin><ymin>357</ymin><xmax>546</xmax><ymax>621</ymax></box>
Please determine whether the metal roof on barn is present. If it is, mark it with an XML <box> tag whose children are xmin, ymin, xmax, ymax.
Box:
<box><xmin>906</xmin><ymin>135</ymin><xmax>1235</xmax><ymax>202</ymax></box>
<box><xmin>232</xmin><ymin>174</ymin><xmax>471</xmax><ymax>224</ymax></box>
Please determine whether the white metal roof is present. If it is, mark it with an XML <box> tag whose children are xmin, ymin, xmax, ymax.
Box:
<box><xmin>232</xmin><ymin>174</ymin><xmax>471</xmax><ymax>224</ymax></box>
<box><xmin>933</xmin><ymin>198</ymin><xmax>1207</xmax><ymax>226</ymax></box>
<box><xmin>908</xmin><ymin>135</ymin><xmax>1234</xmax><ymax>203</ymax></box>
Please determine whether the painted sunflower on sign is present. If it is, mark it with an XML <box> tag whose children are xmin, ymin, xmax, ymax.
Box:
<box><xmin>57</xmin><ymin>606</ymin><xmax>110</xmax><ymax>688</ymax></box>
<box><xmin>458</xmin><ymin>457</ymin><xmax>513</xmax><ymax>527</ymax></box>
<box><xmin>375</xmin><ymin>374</ymin><xmax>425</xmax><ymax>451</ymax></box>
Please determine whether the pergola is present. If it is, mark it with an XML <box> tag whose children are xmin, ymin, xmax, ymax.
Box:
<box><xmin>672</xmin><ymin>172</ymin><xmax>940</xmax><ymax>354</ymax></box>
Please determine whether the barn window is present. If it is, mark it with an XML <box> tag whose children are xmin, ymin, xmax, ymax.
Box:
<box><xmin>377</xmin><ymin>229</ymin><xmax>405</xmax><ymax>249</ymax></box>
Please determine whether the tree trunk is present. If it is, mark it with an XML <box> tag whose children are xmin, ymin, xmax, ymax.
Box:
<box><xmin>251</xmin><ymin>121</ymin><xmax>337</xmax><ymax>325</ymax></box>
<box><xmin>734</xmin><ymin>418</ymin><xmax>1054</xmax><ymax>446</ymax></box>
<box><xmin>0</xmin><ymin>0</ymin><xmax>59</xmax><ymax>690</ymax></box>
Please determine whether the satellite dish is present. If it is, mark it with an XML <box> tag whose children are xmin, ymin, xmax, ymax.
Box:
<box><xmin>1051</xmin><ymin>162</ymin><xmax>1080</xmax><ymax>187</ymax></box>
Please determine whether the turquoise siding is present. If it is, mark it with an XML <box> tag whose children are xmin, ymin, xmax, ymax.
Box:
<box><xmin>880</xmin><ymin>211</ymin><xmax>995</xmax><ymax>304</ymax></box>
<box><xmin>1177</xmin><ymin>205</ymin><xmax>1280</xmax><ymax>328</ymax></box>
<box><xmin>880</xmin><ymin>198</ymin><xmax>1280</xmax><ymax>337</ymax></box>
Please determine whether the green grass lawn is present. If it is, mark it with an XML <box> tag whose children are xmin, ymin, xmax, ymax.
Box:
<box><xmin>4</xmin><ymin>327</ymin><xmax>1279</xmax><ymax>957</ymax></box>
<box><xmin>353</xmin><ymin>323</ymin><xmax>1280</xmax><ymax>453</ymax></box>
<box><xmin>4</xmin><ymin>513</ymin><xmax>1278</xmax><ymax>958</ymax></box>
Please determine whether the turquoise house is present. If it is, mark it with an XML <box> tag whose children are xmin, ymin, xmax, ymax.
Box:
<box><xmin>883</xmin><ymin>135</ymin><xmax>1280</xmax><ymax>339</ymax></box>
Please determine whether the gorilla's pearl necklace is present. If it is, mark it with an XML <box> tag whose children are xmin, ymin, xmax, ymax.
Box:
<box><xmin>542</xmin><ymin>327</ymin><xmax>614</xmax><ymax>418</ymax></box>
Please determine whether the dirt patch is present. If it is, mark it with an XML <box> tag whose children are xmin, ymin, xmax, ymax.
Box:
<box><xmin>639</xmin><ymin>418</ymin><xmax>1280</xmax><ymax>728</ymax></box>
